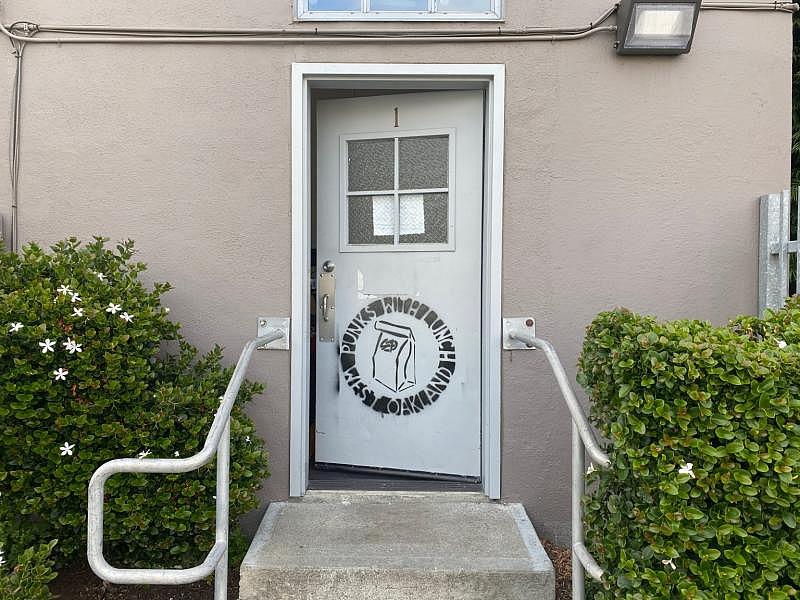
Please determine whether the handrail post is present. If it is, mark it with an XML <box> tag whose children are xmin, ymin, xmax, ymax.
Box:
<box><xmin>214</xmin><ymin>418</ymin><xmax>230</xmax><ymax>600</ymax></box>
<box><xmin>571</xmin><ymin>422</ymin><xmax>585</xmax><ymax>600</ymax></box>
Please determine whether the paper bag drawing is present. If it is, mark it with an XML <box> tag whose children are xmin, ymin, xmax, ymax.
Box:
<box><xmin>372</xmin><ymin>320</ymin><xmax>416</xmax><ymax>393</ymax></box>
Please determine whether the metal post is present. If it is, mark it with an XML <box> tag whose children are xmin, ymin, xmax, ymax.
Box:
<box><xmin>9</xmin><ymin>41</ymin><xmax>24</xmax><ymax>253</ymax></box>
<box><xmin>214</xmin><ymin>419</ymin><xmax>230</xmax><ymax>600</ymax></box>
<box><xmin>571</xmin><ymin>422</ymin><xmax>585</xmax><ymax>600</ymax></box>
<box><xmin>759</xmin><ymin>191</ymin><xmax>790</xmax><ymax>314</ymax></box>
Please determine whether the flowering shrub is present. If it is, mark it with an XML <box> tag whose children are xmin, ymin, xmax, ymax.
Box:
<box><xmin>0</xmin><ymin>238</ymin><xmax>269</xmax><ymax>569</ymax></box>
<box><xmin>0</xmin><ymin>541</ymin><xmax>57</xmax><ymax>600</ymax></box>
<box><xmin>578</xmin><ymin>302</ymin><xmax>800</xmax><ymax>599</ymax></box>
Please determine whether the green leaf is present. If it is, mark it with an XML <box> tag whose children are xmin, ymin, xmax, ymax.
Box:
<box><xmin>699</xmin><ymin>548</ymin><xmax>721</xmax><ymax>561</ymax></box>
<box><xmin>684</xmin><ymin>507</ymin><xmax>705</xmax><ymax>520</ymax></box>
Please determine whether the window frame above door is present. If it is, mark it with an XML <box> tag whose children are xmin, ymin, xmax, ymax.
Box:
<box><xmin>296</xmin><ymin>0</ymin><xmax>504</xmax><ymax>21</ymax></box>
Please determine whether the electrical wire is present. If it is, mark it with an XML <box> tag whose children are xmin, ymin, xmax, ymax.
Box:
<box><xmin>702</xmin><ymin>1</ymin><xmax>797</xmax><ymax>11</ymax></box>
<box><xmin>0</xmin><ymin>28</ymin><xmax>619</xmax><ymax>44</ymax></box>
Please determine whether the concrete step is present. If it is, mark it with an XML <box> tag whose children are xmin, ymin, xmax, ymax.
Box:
<box><xmin>239</xmin><ymin>491</ymin><xmax>555</xmax><ymax>600</ymax></box>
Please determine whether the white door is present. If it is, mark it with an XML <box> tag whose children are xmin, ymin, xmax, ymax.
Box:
<box><xmin>315</xmin><ymin>90</ymin><xmax>483</xmax><ymax>478</ymax></box>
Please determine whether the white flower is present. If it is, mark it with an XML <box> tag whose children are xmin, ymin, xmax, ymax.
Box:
<box><xmin>56</xmin><ymin>284</ymin><xmax>72</xmax><ymax>296</ymax></box>
<box><xmin>106</xmin><ymin>303</ymin><xmax>122</xmax><ymax>315</ymax></box>
<box><xmin>777</xmin><ymin>339</ymin><xmax>788</xmax><ymax>349</ymax></box>
<box><xmin>39</xmin><ymin>338</ymin><xmax>55</xmax><ymax>353</ymax></box>
<box><xmin>8</xmin><ymin>322</ymin><xmax>23</xmax><ymax>333</ymax></box>
<box><xmin>661</xmin><ymin>558</ymin><xmax>677</xmax><ymax>570</ymax></box>
<box><xmin>137</xmin><ymin>449</ymin><xmax>151</xmax><ymax>459</ymax></box>
<box><xmin>63</xmin><ymin>338</ymin><xmax>82</xmax><ymax>354</ymax></box>
<box><xmin>174</xmin><ymin>451</ymin><xmax>180</xmax><ymax>457</ymax></box>
<box><xmin>164</xmin><ymin>307</ymin><xmax>170</xmax><ymax>314</ymax></box>
<box><xmin>53</xmin><ymin>368</ymin><xmax>68</xmax><ymax>381</ymax></box>
<box><xmin>0</xmin><ymin>550</ymin><xmax>5</xmax><ymax>566</ymax></box>
<box><xmin>94</xmin><ymin>271</ymin><xmax>107</xmax><ymax>282</ymax></box>
<box><xmin>72</xmin><ymin>307</ymin><xmax>84</xmax><ymax>317</ymax></box>
<box><xmin>59</xmin><ymin>441</ymin><xmax>75</xmax><ymax>456</ymax></box>
<box><xmin>120</xmin><ymin>312</ymin><xmax>133</xmax><ymax>323</ymax></box>
<box><xmin>245</xmin><ymin>435</ymin><xmax>251</xmax><ymax>443</ymax></box>
<box><xmin>586</xmin><ymin>463</ymin><xmax>596</xmax><ymax>475</ymax></box>
<box><xmin>70</xmin><ymin>292</ymin><xmax>81</xmax><ymax>303</ymax></box>
<box><xmin>678</xmin><ymin>462</ymin><xmax>696</xmax><ymax>479</ymax></box>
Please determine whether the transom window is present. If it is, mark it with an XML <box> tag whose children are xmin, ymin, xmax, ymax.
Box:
<box><xmin>340</xmin><ymin>131</ymin><xmax>456</xmax><ymax>252</ymax></box>
<box><xmin>298</xmin><ymin>0</ymin><xmax>503</xmax><ymax>21</ymax></box>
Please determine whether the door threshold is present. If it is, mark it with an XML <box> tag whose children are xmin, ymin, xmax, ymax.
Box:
<box><xmin>310</xmin><ymin>464</ymin><xmax>482</xmax><ymax>493</ymax></box>
<box><xmin>314</xmin><ymin>462</ymin><xmax>480</xmax><ymax>483</ymax></box>
<box><xmin>308</xmin><ymin>478</ymin><xmax>483</xmax><ymax>493</ymax></box>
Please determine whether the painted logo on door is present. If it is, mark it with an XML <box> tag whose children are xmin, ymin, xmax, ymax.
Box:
<box><xmin>340</xmin><ymin>297</ymin><xmax>456</xmax><ymax>416</ymax></box>
<box><xmin>373</xmin><ymin>321</ymin><xmax>416</xmax><ymax>393</ymax></box>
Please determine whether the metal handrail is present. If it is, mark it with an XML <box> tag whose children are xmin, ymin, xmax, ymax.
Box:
<box><xmin>87</xmin><ymin>330</ymin><xmax>285</xmax><ymax>600</ymax></box>
<box><xmin>507</xmin><ymin>329</ymin><xmax>609</xmax><ymax>600</ymax></box>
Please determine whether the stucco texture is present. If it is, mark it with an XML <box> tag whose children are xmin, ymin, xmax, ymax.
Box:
<box><xmin>0</xmin><ymin>1</ymin><xmax>791</xmax><ymax>543</ymax></box>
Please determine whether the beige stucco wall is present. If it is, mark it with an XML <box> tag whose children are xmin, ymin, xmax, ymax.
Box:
<box><xmin>1</xmin><ymin>1</ymin><xmax>791</xmax><ymax>543</ymax></box>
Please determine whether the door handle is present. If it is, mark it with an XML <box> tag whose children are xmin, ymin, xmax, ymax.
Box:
<box><xmin>321</xmin><ymin>293</ymin><xmax>331</xmax><ymax>322</ymax></box>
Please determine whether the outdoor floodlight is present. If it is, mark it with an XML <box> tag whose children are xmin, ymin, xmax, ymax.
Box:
<box><xmin>616</xmin><ymin>0</ymin><xmax>701</xmax><ymax>55</ymax></box>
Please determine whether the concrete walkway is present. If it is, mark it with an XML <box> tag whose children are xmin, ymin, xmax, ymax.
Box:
<box><xmin>239</xmin><ymin>491</ymin><xmax>555</xmax><ymax>600</ymax></box>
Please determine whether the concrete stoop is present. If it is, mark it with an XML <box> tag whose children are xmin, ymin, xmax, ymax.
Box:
<box><xmin>239</xmin><ymin>491</ymin><xmax>555</xmax><ymax>600</ymax></box>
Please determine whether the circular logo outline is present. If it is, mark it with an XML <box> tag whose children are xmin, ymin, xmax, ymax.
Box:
<box><xmin>340</xmin><ymin>296</ymin><xmax>457</xmax><ymax>416</ymax></box>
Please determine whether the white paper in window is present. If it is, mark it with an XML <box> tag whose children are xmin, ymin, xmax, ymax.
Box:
<box><xmin>399</xmin><ymin>194</ymin><xmax>425</xmax><ymax>235</ymax></box>
<box><xmin>372</xmin><ymin>196</ymin><xmax>395</xmax><ymax>237</ymax></box>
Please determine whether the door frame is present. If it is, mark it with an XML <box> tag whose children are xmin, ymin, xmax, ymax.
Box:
<box><xmin>290</xmin><ymin>63</ymin><xmax>506</xmax><ymax>499</ymax></box>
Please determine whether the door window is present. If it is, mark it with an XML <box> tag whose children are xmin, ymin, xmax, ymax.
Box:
<box><xmin>342</xmin><ymin>132</ymin><xmax>455</xmax><ymax>252</ymax></box>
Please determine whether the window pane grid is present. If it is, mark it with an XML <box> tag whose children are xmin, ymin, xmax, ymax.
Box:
<box><xmin>304</xmin><ymin>0</ymin><xmax>496</xmax><ymax>15</ymax></box>
<box><xmin>346</xmin><ymin>134</ymin><xmax>451</xmax><ymax>248</ymax></box>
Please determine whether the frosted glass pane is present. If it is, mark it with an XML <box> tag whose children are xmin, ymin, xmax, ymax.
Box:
<box><xmin>399</xmin><ymin>193</ymin><xmax>448</xmax><ymax>244</ymax></box>
<box><xmin>309</xmin><ymin>0</ymin><xmax>361</xmax><ymax>9</ymax></box>
<box><xmin>348</xmin><ymin>195</ymin><xmax>395</xmax><ymax>245</ymax></box>
<box><xmin>348</xmin><ymin>138</ymin><xmax>395</xmax><ymax>192</ymax></box>
<box><xmin>399</xmin><ymin>135</ymin><xmax>449</xmax><ymax>190</ymax></box>
<box><xmin>370</xmin><ymin>0</ymin><xmax>428</xmax><ymax>10</ymax></box>
<box><xmin>437</xmin><ymin>0</ymin><xmax>492</xmax><ymax>11</ymax></box>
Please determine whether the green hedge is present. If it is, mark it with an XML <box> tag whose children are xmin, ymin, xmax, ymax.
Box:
<box><xmin>577</xmin><ymin>301</ymin><xmax>800</xmax><ymax>599</ymax></box>
<box><xmin>0</xmin><ymin>541</ymin><xmax>58</xmax><ymax>600</ymax></box>
<box><xmin>0</xmin><ymin>238</ymin><xmax>269</xmax><ymax>570</ymax></box>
